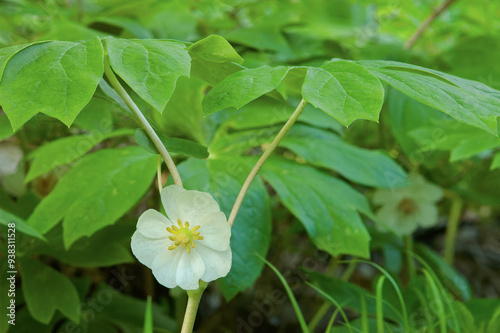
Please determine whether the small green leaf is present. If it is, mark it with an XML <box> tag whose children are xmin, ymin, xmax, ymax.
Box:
<box><xmin>27</xmin><ymin>146</ymin><xmax>157</xmax><ymax>248</ymax></box>
<box><xmin>260</xmin><ymin>157</ymin><xmax>372</xmax><ymax>258</ymax></box>
<box><xmin>134</xmin><ymin>129</ymin><xmax>209</xmax><ymax>159</ymax></box>
<box><xmin>0</xmin><ymin>208</ymin><xmax>46</xmax><ymax>241</ymax></box>
<box><xmin>105</xmin><ymin>37</ymin><xmax>191</xmax><ymax>113</ymax></box>
<box><xmin>281</xmin><ymin>125</ymin><xmax>407</xmax><ymax>188</ymax></box>
<box><xmin>176</xmin><ymin>157</ymin><xmax>272</xmax><ymax>300</ymax></box>
<box><xmin>360</xmin><ymin>60</ymin><xmax>500</xmax><ymax>134</ymax></box>
<box><xmin>20</xmin><ymin>257</ymin><xmax>81</xmax><ymax>324</ymax></box>
<box><xmin>25</xmin><ymin>129</ymin><xmax>134</xmax><ymax>183</ymax></box>
<box><xmin>0</xmin><ymin>38</ymin><xmax>104</xmax><ymax>129</ymax></box>
<box><xmin>302</xmin><ymin>60</ymin><xmax>384</xmax><ymax>126</ymax></box>
<box><xmin>202</xmin><ymin>66</ymin><xmax>291</xmax><ymax>115</ymax></box>
<box><xmin>188</xmin><ymin>35</ymin><xmax>243</xmax><ymax>64</ymax></box>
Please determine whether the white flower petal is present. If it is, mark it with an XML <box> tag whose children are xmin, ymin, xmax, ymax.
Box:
<box><xmin>176</xmin><ymin>251</ymin><xmax>206</xmax><ymax>290</ymax></box>
<box><xmin>197</xmin><ymin>244</ymin><xmax>232</xmax><ymax>282</ymax></box>
<box><xmin>176</xmin><ymin>189</ymin><xmax>221</xmax><ymax>223</ymax></box>
<box><xmin>131</xmin><ymin>231</ymin><xmax>170</xmax><ymax>267</ymax></box>
<box><xmin>151</xmin><ymin>247</ymin><xmax>184</xmax><ymax>288</ymax></box>
<box><xmin>161</xmin><ymin>185</ymin><xmax>186</xmax><ymax>222</ymax></box>
<box><xmin>415</xmin><ymin>204</ymin><xmax>439</xmax><ymax>227</ymax></box>
<box><xmin>377</xmin><ymin>204</ymin><xmax>417</xmax><ymax>236</ymax></box>
<box><xmin>196</xmin><ymin>211</ymin><xmax>231</xmax><ymax>251</ymax></box>
<box><xmin>0</xmin><ymin>144</ymin><xmax>23</xmax><ymax>176</ymax></box>
<box><xmin>136</xmin><ymin>209</ymin><xmax>172</xmax><ymax>239</ymax></box>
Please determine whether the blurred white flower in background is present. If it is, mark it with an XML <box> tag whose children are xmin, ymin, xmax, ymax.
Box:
<box><xmin>373</xmin><ymin>174</ymin><xmax>444</xmax><ymax>236</ymax></box>
<box><xmin>0</xmin><ymin>143</ymin><xmax>23</xmax><ymax>176</ymax></box>
<box><xmin>131</xmin><ymin>185</ymin><xmax>232</xmax><ymax>290</ymax></box>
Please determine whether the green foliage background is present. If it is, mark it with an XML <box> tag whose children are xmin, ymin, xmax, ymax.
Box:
<box><xmin>1</xmin><ymin>0</ymin><xmax>500</xmax><ymax>332</ymax></box>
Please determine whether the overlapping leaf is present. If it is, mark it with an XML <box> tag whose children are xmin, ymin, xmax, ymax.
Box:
<box><xmin>360</xmin><ymin>60</ymin><xmax>500</xmax><ymax>134</ymax></box>
<box><xmin>0</xmin><ymin>38</ymin><xmax>104</xmax><ymax>129</ymax></box>
<box><xmin>260</xmin><ymin>157</ymin><xmax>373</xmax><ymax>258</ymax></box>
<box><xmin>105</xmin><ymin>37</ymin><xmax>191</xmax><ymax>112</ymax></box>
<box><xmin>27</xmin><ymin>146</ymin><xmax>157</xmax><ymax>248</ymax></box>
<box><xmin>302</xmin><ymin>60</ymin><xmax>384</xmax><ymax>126</ymax></box>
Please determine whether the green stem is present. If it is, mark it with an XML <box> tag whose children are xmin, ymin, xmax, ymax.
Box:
<box><xmin>404</xmin><ymin>235</ymin><xmax>415</xmax><ymax>280</ymax></box>
<box><xmin>103</xmin><ymin>59</ymin><xmax>183</xmax><ymax>187</ymax></box>
<box><xmin>181</xmin><ymin>282</ymin><xmax>208</xmax><ymax>333</ymax></box>
<box><xmin>227</xmin><ymin>99</ymin><xmax>308</xmax><ymax>227</ymax></box>
<box><xmin>308</xmin><ymin>302</ymin><xmax>330</xmax><ymax>332</ymax></box>
<box><xmin>444</xmin><ymin>196</ymin><xmax>463</xmax><ymax>265</ymax></box>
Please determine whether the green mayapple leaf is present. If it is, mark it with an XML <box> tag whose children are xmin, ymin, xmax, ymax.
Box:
<box><xmin>105</xmin><ymin>37</ymin><xmax>191</xmax><ymax>113</ymax></box>
<box><xmin>25</xmin><ymin>129</ymin><xmax>133</xmax><ymax>183</ymax></box>
<box><xmin>359</xmin><ymin>60</ymin><xmax>500</xmax><ymax>135</ymax></box>
<box><xmin>134</xmin><ymin>129</ymin><xmax>209</xmax><ymax>159</ymax></box>
<box><xmin>281</xmin><ymin>125</ymin><xmax>408</xmax><ymax>188</ymax></box>
<box><xmin>0</xmin><ymin>38</ymin><xmax>104</xmax><ymax>129</ymax></box>
<box><xmin>188</xmin><ymin>35</ymin><xmax>245</xmax><ymax>86</ymax></box>
<box><xmin>202</xmin><ymin>66</ymin><xmax>291</xmax><ymax>115</ymax></box>
<box><xmin>20</xmin><ymin>257</ymin><xmax>81</xmax><ymax>324</ymax></box>
<box><xmin>188</xmin><ymin>35</ymin><xmax>243</xmax><ymax>64</ymax></box>
<box><xmin>27</xmin><ymin>146</ymin><xmax>157</xmax><ymax>248</ymax></box>
<box><xmin>260</xmin><ymin>157</ymin><xmax>373</xmax><ymax>258</ymax></box>
<box><xmin>302</xmin><ymin>59</ymin><xmax>384</xmax><ymax>126</ymax></box>
<box><xmin>0</xmin><ymin>208</ymin><xmax>46</xmax><ymax>241</ymax></box>
<box><xmin>176</xmin><ymin>157</ymin><xmax>272</xmax><ymax>301</ymax></box>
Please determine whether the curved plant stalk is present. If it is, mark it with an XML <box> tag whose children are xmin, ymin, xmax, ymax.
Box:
<box><xmin>103</xmin><ymin>58</ymin><xmax>183</xmax><ymax>187</ymax></box>
<box><xmin>181</xmin><ymin>282</ymin><xmax>208</xmax><ymax>333</ymax></box>
<box><xmin>227</xmin><ymin>98</ymin><xmax>308</xmax><ymax>227</ymax></box>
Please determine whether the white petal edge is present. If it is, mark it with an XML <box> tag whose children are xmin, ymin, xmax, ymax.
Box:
<box><xmin>196</xmin><ymin>211</ymin><xmax>231</xmax><ymax>251</ymax></box>
<box><xmin>176</xmin><ymin>250</ymin><xmax>206</xmax><ymax>290</ymax></box>
<box><xmin>131</xmin><ymin>231</ymin><xmax>171</xmax><ymax>268</ymax></box>
<box><xmin>136</xmin><ymin>209</ymin><xmax>172</xmax><ymax>239</ymax></box>
<box><xmin>161</xmin><ymin>185</ymin><xmax>186</xmax><ymax>222</ymax></box>
<box><xmin>197</xmin><ymin>244</ymin><xmax>232</xmax><ymax>282</ymax></box>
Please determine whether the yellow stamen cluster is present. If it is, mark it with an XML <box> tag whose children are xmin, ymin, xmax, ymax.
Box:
<box><xmin>166</xmin><ymin>219</ymin><xmax>203</xmax><ymax>253</ymax></box>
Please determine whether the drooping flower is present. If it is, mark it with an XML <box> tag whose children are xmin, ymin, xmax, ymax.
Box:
<box><xmin>373</xmin><ymin>174</ymin><xmax>443</xmax><ymax>236</ymax></box>
<box><xmin>131</xmin><ymin>185</ymin><xmax>232</xmax><ymax>290</ymax></box>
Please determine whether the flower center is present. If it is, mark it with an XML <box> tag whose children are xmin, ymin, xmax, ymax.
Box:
<box><xmin>397</xmin><ymin>198</ymin><xmax>417</xmax><ymax>215</ymax></box>
<box><xmin>166</xmin><ymin>219</ymin><xmax>204</xmax><ymax>253</ymax></box>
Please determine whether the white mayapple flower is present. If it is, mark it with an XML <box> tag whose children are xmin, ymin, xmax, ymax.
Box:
<box><xmin>131</xmin><ymin>185</ymin><xmax>232</xmax><ymax>290</ymax></box>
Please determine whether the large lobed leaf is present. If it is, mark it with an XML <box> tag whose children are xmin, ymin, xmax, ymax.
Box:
<box><xmin>302</xmin><ymin>60</ymin><xmax>384</xmax><ymax>126</ymax></box>
<box><xmin>360</xmin><ymin>60</ymin><xmax>500</xmax><ymax>135</ymax></box>
<box><xmin>27</xmin><ymin>146</ymin><xmax>157</xmax><ymax>248</ymax></box>
<box><xmin>0</xmin><ymin>38</ymin><xmax>104</xmax><ymax>129</ymax></box>
<box><xmin>203</xmin><ymin>66</ymin><xmax>291</xmax><ymax>115</ymax></box>
<box><xmin>105</xmin><ymin>37</ymin><xmax>191</xmax><ymax>113</ymax></box>
<box><xmin>260</xmin><ymin>157</ymin><xmax>373</xmax><ymax>258</ymax></box>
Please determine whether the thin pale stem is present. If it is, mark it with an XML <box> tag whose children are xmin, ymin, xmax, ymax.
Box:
<box><xmin>181</xmin><ymin>282</ymin><xmax>207</xmax><ymax>333</ymax></box>
<box><xmin>227</xmin><ymin>99</ymin><xmax>308</xmax><ymax>227</ymax></box>
<box><xmin>405</xmin><ymin>0</ymin><xmax>459</xmax><ymax>50</ymax></box>
<box><xmin>444</xmin><ymin>196</ymin><xmax>463</xmax><ymax>265</ymax></box>
<box><xmin>157</xmin><ymin>156</ymin><xmax>163</xmax><ymax>194</ymax></box>
<box><xmin>103</xmin><ymin>59</ymin><xmax>183</xmax><ymax>187</ymax></box>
